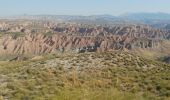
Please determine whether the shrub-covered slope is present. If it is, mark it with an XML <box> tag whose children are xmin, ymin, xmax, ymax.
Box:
<box><xmin>0</xmin><ymin>52</ymin><xmax>170</xmax><ymax>100</ymax></box>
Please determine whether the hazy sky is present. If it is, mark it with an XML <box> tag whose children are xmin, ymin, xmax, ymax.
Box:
<box><xmin>0</xmin><ymin>0</ymin><xmax>170</xmax><ymax>16</ymax></box>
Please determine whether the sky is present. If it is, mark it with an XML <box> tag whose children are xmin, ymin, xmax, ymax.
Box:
<box><xmin>0</xmin><ymin>0</ymin><xmax>170</xmax><ymax>16</ymax></box>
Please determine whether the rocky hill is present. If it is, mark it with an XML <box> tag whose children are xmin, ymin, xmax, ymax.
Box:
<box><xmin>0</xmin><ymin>24</ymin><xmax>169</xmax><ymax>55</ymax></box>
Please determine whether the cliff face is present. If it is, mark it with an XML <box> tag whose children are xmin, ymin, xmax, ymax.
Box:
<box><xmin>0</xmin><ymin>25</ymin><xmax>168</xmax><ymax>55</ymax></box>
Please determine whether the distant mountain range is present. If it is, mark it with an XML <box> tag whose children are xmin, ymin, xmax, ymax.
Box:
<box><xmin>1</xmin><ymin>12</ymin><xmax>170</xmax><ymax>27</ymax></box>
<box><xmin>121</xmin><ymin>12</ymin><xmax>170</xmax><ymax>20</ymax></box>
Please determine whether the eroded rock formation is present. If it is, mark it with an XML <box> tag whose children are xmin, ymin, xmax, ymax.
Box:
<box><xmin>0</xmin><ymin>25</ymin><xmax>166</xmax><ymax>55</ymax></box>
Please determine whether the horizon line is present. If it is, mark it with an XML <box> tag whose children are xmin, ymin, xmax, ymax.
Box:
<box><xmin>0</xmin><ymin>12</ymin><xmax>170</xmax><ymax>17</ymax></box>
